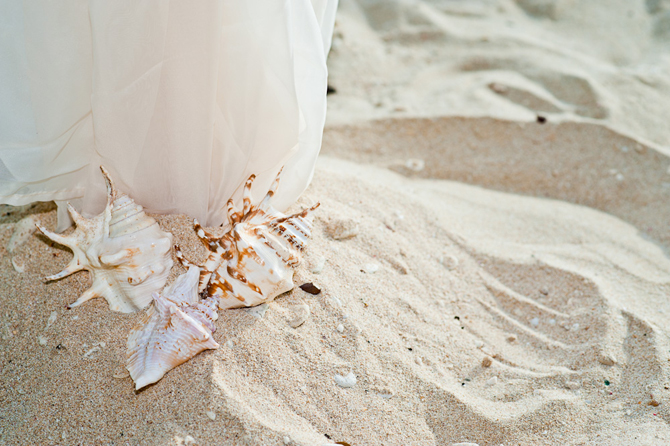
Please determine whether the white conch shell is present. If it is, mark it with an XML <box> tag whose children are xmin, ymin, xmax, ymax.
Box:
<box><xmin>126</xmin><ymin>266</ymin><xmax>220</xmax><ymax>390</ymax></box>
<box><xmin>36</xmin><ymin>167</ymin><xmax>173</xmax><ymax>313</ymax></box>
<box><xmin>176</xmin><ymin>167</ymin><xmax>319</xmax><ymax>309</ymax></box>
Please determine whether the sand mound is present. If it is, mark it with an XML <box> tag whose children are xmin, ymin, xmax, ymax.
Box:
<box><xmin>1</xmin><ymin>156</ymin><xmax>669</xmax><ymax>445</ymax></box>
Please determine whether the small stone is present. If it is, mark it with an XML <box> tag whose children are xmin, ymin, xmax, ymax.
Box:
<box><xmin>649</xmin><ymin>399</ymin><xmax>660</xmax><ymax>407</ymax></box>
<box><xmin>334</xmin><ymin>372</ymin><xmax>357</xmax><ymax>388</ymax></box>
<box><xmin>283</xmin><ymin>436</ymin><xmax>291</xmax><ymax>445</ymax></box>
<box><xmin>597</xmin><ymin>354</ymin><xmax>616</xmax><ymax>366</ymax></box>
<box><xmin>289</xmin><ymin>304</ymin><xmax>310</xmax><ymax>328</ymax></box>
<box><xmin>415</xmin><ymin>357</ymin><xmax>424</xmax><ymax>366</ymax></box>
<box><xmin>530</xmin><ymin>317</ymin><xmax>540</xmax><ymax>327</ymax></box>
<box><xmin>540</xmin><ymin>287</ymin><xmax>549</xmax><ymax>295</ymax></box>
<box><xmin>482</xmin><ymin>356</ymin><xmax>493</xmax><ymax>367</ymax></box>
<box><xmin>225</xmin><ymin>340</ymin><xmax>234</xmax><ymax>348</ymax></box>
<box><xmin>486</xmin><ymin>376</ymin><xmax>498</xmax><ymax>386</ymax></box>
<box><xmin>299</xmin><ymin>282</ymin><xmax>321</xmax><ymax>295</ymax></box>
<box><xmin>327</xmin><ymin>219</ymin><xmax>359</xmax><ymax>240</ymax></box>
<box><xmin>363</xmin><ymin>263</ymin><xmax>379</xmax><ymax>274</ymax></box>
<box><xmin>571</xmin><ymin>323</ymin><xmax>580</xmax><ymax>331</ymax></box>
<box><xmin>337</xmin><ymin>324</ymin><xmax>344</xmax><ymax>333</ymax></box>
<box><xmin>184</xmin><ymin>435</ymin><xmax>196</xmax><ymax>445</ymax></box>
<box><xmin>38</xmin><ymin>335</ymin><xmax>48</xmax><ymax>346</ymax></box>
<box><xmin>113</xmin><ymin>370</ymin><xmax>130</xmax><ymax>379</ymax></box>
<box><xmin>474</xmin><ymin>340</ymin><xmax>484</xmax><ymax>348</ymax></box>
<box><xmin>566</xmin><ymin>381</ymin><xmax>581</xmax><ymax>390</ymax></box>
<box><xmin>206</xmin><ymin>411</ymin><xmax>216</xmax><ymax>420</ymax></box>
<box><xmin>507</xmin><ymin>334</ymin><xmax>517</xmax><ymax>343</ymax></box>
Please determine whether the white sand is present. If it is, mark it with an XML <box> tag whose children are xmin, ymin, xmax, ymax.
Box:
<box><xmin>2</xmin><ymin>1</ymin><xmax>670</xmax><ymax>445</ymax></box>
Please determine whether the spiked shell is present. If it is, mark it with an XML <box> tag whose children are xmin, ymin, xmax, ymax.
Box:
<box><xmin>177</xmin><ymin>168</ymin><xmax>319</xmax><ymax>309</ymax></box>
<box><xmin>126</xmin><ymin>266</ymin><xmax>219</xmax><ymax>390</ymax></box>
<box><xmin>36</xmin><ymin>167</ymin><xmax>173</xmax><ymax>313</ymax></box>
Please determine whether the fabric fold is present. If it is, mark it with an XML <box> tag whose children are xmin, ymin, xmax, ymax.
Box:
<box><xmin>0</xmin><ymin>0</ymin><xmax>338</xmax><ymax>229</ymax></box>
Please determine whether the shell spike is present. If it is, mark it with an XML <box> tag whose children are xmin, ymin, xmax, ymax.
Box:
<box><xmin>99</xmin><ymin>165</ymin><xmax>118</xmax><ymax>202</ymax></box>
<box><xmin>301</xmin><ymin>202</ymin><xmax>320</xmax><ymax>217</ymax></box>
<box><xmin>226</xmin><ymin>198</ymin><xmax>241</xmax><ymax>225</ymax></box>
<box><xmin>242</xmin><ymin>174</ymin><xmax>256</xmax><ymax>215</ymax></box>
<box><xmin>259</xmin><ymin>167</ymin><xmax>283</xmax><ymax>211</ymax></box>
<box><xmin>193</xmin><ymin>219</ymin><xmax>218</xmax><ymax>245</ymax></box>
<box><xmin>36</xmin><ymin>223</ymin><xmax>72</xmax><ymax>248</ymax></box>
<box><xmin>66</xmin><ymin>203</ymin><xmax>87</xmax><ymax>227</ymax></box>
<box><xmin>44</xmin><ymin>261</ymin><xmax>85</xmax><ymax>281</ymax></box>
<box><xmin>66</xmin><ymin>287</ymin><xmax>100</xmax><ymax>309</ymax></box>
<box><xmin>174</xmin><ymin>244</ymin><xmax>197</xmax><ymax>269</ymax></box>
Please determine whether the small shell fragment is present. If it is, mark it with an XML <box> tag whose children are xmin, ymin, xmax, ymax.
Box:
<box><xmin>11</xmin><ymin>258</ymin><xmax>25</xmax><ymax>273</ymax></box>
<box><xmin>46</xmin><ymin>311</ymin><xmax>57</xmax><ymax>330</ymax></box>
<box><xmin>113</xmin><ymin>370</ymin><xmax>130</xmax><ymax>379</ymax></box>
<box><xmin>334</xmin><ymin>372</ymin><xmax>357</xmax><ymax>388</ymax></box>
<box><xmin>84</xmin><ymin>346</ymin><xmax>101</xmax><ymax>358</ymax></box>
<box><xmin>327</xmin><ymin>218</ymin><xmax>359</xmax><ymax>240</ymax></box>
<box><xmin>597</xmin><ymin>354</ymin><xmax>617</xmax><ymax>366</ymax></box>
<box><xmin>363</xmin><ymin>263</ymin><xmax>379</xmax><ymax>274</ymax></box>
<box><xmin>205</xmin><ymin>411</ymin><xmax>216</xmax><ymax>420</ymax></box>
<box><xmin>38</xmin><ymin>336</ymin><xmax>48</xmax><ymax>346</ymax></box>
<box><xmin>311</xmin><ymin>257</ymin><xmax>326</xmax><ymax>274</ymax></box>
<box><xmin>245</xmin><ymin>303</ymin><xmax>269</xmax><ymax>319</ymax></box>
<box><xmin>289</xmin><ymin>304</ymin><xmax>310</xmax><ymax>328</ymax></box>
<box><xmin>482</xmin><ymin>356</ymin><xmax>493</xmax><ymax>367</ymax></box>
<box><xmin>7</xmin><ymin>215</ymin><xmax>37</xmax><ymax>255</ymax></box>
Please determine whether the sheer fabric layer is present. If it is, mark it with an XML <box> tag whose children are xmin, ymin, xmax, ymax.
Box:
<box><xmin>0</xmin><ymin>0</ymin><xmax>337</xmax><ymax>231</ymax></box>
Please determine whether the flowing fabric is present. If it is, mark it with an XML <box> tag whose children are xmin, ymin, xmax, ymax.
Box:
<box><xmin>0</xmin><ymin>0</ymin><xmax>337</xmax><ymax>231</ymax></box>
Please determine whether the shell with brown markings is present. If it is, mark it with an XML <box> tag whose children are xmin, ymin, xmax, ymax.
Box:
<box><xmin>176</xmin><ymin>168</ymin><xmax>318</xmax><ymax>309</ymax></box>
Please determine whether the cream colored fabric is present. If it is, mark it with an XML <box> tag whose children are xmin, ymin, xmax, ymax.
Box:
<box><xmin>0</xmin><ymin>0</ymin><xmax>337</xmax><ymax>231</ymax></box>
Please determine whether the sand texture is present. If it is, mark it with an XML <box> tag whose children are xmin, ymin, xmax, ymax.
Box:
<box><xmin>2</xmin><ymin>1</ymin><xmax>670</xmax><ymax>445</ymax></box>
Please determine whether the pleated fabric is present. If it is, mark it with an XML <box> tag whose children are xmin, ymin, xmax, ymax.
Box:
<box><xmin>0</xmin><ymin>0</ymin><xmax>337</xmax><ymax>231</ymax></box>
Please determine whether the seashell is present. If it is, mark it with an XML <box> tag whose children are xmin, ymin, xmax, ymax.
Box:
<box><xmin>36</xmin><ymin>167</ymin><xmax>173</xmax><ymax>313</ymax></box>
<box><xmin>176</xmin><ymin>167</ymin><xmax>319</xmax><ymax>310</ymax></box>
<box><xmin>126</xmin><ymin>266</ymin><xmax>219</xmax><ymax>390</ymax></box>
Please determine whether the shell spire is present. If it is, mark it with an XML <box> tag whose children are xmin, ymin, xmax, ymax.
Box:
<box><xmin>126</xmin><ymin>266</ymin><xmax>220</xmax><ymax>390</ymax></box>
<box><xmin>176</xmin><ymin>167</ymin><xmax>319</xmax><ymax>309</ymax></box>
<box><xmin>37</xmin><ymin>166</ymin><xmax>174</xmax><ymax>313</ymax></box>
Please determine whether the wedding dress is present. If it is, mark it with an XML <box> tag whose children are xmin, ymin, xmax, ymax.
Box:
<box><xmin>0</xmin><ymin>0</ymin><xmax>337</xmax><ymax>231</ymax></box>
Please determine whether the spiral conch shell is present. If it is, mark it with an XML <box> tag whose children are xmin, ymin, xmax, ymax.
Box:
<box><xmin>36</xmin><ymin>167</ymin><xmax>173</xmax><ymax>313</ymax></box>
<box><xmin>126</xmin><ymin>266</ymin><xmax>219</xmax><ymax>390</ymax></box>
<box><xmin>177</xmin><ymin>168</ymin><xmax>318</xmax><ymax>309</ymax></box>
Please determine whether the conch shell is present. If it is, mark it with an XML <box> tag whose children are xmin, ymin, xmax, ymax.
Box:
<box><xmin>176</xmin><ymin>168</ymin><xmax>318</xmax><ymax>309</ymax></box>
<box><xmin>37</xmin><ymin>167</ymin><xmax>173</xmax><ymax>313</ymax></box>
<box><xmin>126</xmin><ymin>266</ymin><xmax>219</xmax><ymax>390</ymax></box>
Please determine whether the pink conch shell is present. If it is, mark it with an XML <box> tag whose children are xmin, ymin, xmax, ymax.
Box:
<box><xmin>126</xmin><ymin>266</ymin><xmax>219</xmax><ymax>390</ymax></box>
<box><xmin>176</xmin><ymin>167</ymin><xmax>319</xmax><ymax>309</ymax></box>
<box><xmin>36</xmin><ymin>167</ymin><xmax>173</xmax><ymax>313</ymax></box>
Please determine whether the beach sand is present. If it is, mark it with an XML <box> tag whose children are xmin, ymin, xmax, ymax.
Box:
<box><xmin>2</xmin><ymin>1</ymin><xmax>670</xmax><ymax>445</ymax></box>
